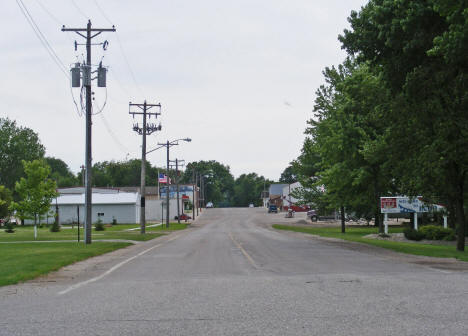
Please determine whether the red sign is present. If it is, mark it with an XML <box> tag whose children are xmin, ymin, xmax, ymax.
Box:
<box><xmin>381</xmin><ymin>197</ymin><xmax>397</xmax><ymax>209</ymax></box>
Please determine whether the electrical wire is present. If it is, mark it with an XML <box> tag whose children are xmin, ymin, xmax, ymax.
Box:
<box><xmin>92</xmin><ymin>0</ymin><xmax>113</xmax><ymax>25</ymax></box>
<box><xmin>92</xmin><ymin>0</ymin><xmax>146</xmax><ymax>98</ymax></box>
<box><xmin>15</xmin><ymin>0</ymin><xmax>69</xmax><ymax>78</ymax></box>
<box><xmin>70</xmin><ymin>0</ymin><xmax>89</xmax><ymax>20</ymax></box>
<box><xmin>99</xmin><ymin>113</ymin><xmax>131</xmax><ymax>153</ymax></box>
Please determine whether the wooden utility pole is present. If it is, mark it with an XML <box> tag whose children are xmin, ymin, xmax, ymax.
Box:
<box><xmin>129</xmin><ymin>101</ymin><xmax>161</xmax><ymax>234</ymax></box>
<box><xmin>62</xmin><ymin>20</ymin><xmax>115</xmax><ymax>244</ymax></box>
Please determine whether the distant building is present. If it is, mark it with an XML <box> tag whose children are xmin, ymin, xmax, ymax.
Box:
<box><xmin>268</xmin><ymin>184</ymin><xmax>289</xmax><ymax>209</ymax></box>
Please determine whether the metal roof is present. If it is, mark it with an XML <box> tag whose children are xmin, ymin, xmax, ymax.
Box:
<box><xmin>54</xmin><ymin>192</ymin><xmax>139</xmax><ymax>205</ymax></box>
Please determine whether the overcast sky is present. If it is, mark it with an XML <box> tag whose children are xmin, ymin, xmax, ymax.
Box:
<box><xmin>2</xmin><ymin>0</ymin><xmax>366</xmax><ymax>181</ymax></box>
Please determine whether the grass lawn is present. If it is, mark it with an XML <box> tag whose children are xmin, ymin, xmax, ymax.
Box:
<box><xmin>0</xmin><ymin>242</ymin><xmax>131</xmax><ymax>287</ymax></box>
<box><xmin>273</xmin><ymin>224</ymin><xmax>468</xmax><ymax>262</ymax></box>
<box><xmin>0</xmin><ymin>223</ymin><xmax>188</xmax><ymax>242</ymax></box>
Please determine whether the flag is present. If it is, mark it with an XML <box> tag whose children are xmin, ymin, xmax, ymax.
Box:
<box><xmin>159</xmin><ymin>173</ymin><xmax>171</xmax><ymax>184</ymax></box>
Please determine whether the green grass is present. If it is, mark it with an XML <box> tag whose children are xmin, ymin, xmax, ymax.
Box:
<box><xmin>273</xmin><ymin>224</ymin><xmax>468</xmax><ymax>262</ymax></box>
<box><xmin>0</xmin><ymin>223</ymin><xmax>186</xmax><ymax>242</ymax></box>
<box><xmin>0</xmin><ymin>222</ymin><xmax>189</xmax><ymax>287</ymax></box>
<box><xmin>0</xmin><ymin>242</ymin><xmax>131</xmax><ymax>287</ymax></box>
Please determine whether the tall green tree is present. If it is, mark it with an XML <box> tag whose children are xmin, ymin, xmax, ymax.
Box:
<box><xmin>0</xmin><ymin>118</ymin><xmax>45</xmax><ymax>190</ymax></box>
<box><xmin>10</xmin><ymin>160</ymin><xmax>58</xmax><ymax>230</ymax></box>
<box><xmin>279</xmin><ymin>165</ymin><xmax>298</xmax><ymax>184</ymax></box>
<box><xmin>45</xmin><ymin>157</ymin><xmax>78</xmax><ymax>187</ymax></box>
<box><xmin>182</xmin><ymin>161</ymin><xmax>235</xmax><ymax>207</ymax></box>
<box><xmin>232</xmin><ymin>173</ymin><xmax>272</xmax><ymax>207</ymax></box>
<box><xmin>340</xmin><ymin>0</ymin><xmax>468</xmax><ymax>250</ymax></box>
<box><xmin>0</xmin><ymin>186</ymin><xmax>13</xmax><ymax>220</ymax></box>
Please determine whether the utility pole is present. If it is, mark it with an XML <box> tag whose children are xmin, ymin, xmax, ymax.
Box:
<box><xmin>195</xmin><ymin>173</ymin><xmax>199</xmax><ymax>217</ymax></box>
<box><xmin>192</xmin><ymin>170</ymin><xmax>196</xmax><ymax>219</ymax></box>
<box><xmin>62</xmin><ymin>21</ymin><xmax>115</xmax><ymax>244</ymax></box>
<box><xmin>165</xmin><ymin>141</ymin><xmax>171</xmax><ymax>228</ymax></box>
<box><xmin>148</xmin><ymin>138</ymin><xmax>191</xmax><ymax>228</ymax></box>
<box><xmin>170</xmin><ymin>159</ymin><xmax>185</xmax><ymax>224</ymax></box>
<box><xmin>129</xmin><ymin>101</ymin><xmax>161</xmax><ymax>234</ymax></box>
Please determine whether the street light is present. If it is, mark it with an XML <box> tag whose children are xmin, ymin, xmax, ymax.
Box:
<box><xmin>147</xmin><ymin>138</ymin><xmax>191</xmax><ymax>228</ymax></box>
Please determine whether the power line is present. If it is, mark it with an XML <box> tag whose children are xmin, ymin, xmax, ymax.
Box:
<box><xmin>70</xmin><ymin>0</ymin><xmax>89</xmax><ymax>20</ymax></box>
<box><xmin>15</xmin><ymin>0</ymin><xmax>69</xmax><ymax>78</ymax></box>
<box><xmin>91</xmin><ymin>0</ymin><xmax>145</xmax><ymax>97</ymax></box>
<box><xmin>92</xmin><ymin>0</ymin><xmax>113</xmax><ymax>25</ymax></box>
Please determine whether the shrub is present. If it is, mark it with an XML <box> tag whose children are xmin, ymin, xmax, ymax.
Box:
<box><xmin>112</xmin><ymin>218</ymin><xmax>117</xmax><ymax>225</ymax></box>
<box><xmin>50</xmin><ymin>217</ymin><xmax>60</xmax><ymax>232</ymax></box>
<box><xmin>94</xmin><ymin>218</ymin><xmax>105</xmax><ymax>231</ymax></box>
<box><xmin>404</xmin><ymin>228</ymin><xmax>425</xmax><ymax>241</ymax></box>
<box><xmin>4</xmin><ymin>221</ymin><xmax>14</xmax><ymax>233</ymax></box>
<box><xmin>420</xmin><ymin>225</ymin><xmax>454</xmax><ymax>240</ymax></box>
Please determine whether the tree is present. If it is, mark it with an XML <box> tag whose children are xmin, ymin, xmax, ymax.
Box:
<box><xmin>294</xmin><ymin>60</ymin><xmax>393</xmax><ymax>232</ymax></box>
<box><xmin>340</xmin><ymin>0</ymin><xmax>468</xmax><ymax>250</ymax></box>
<box><xmin>45</xmin><ymin>157</ymin><xmax>78</xmax><ymax>187</ymax></box>
<box><xmin>0</xmin><ymin>186</ymin><xmax>13</xmax><ymax>220</ymax></box>
<box><xmin>279</xmin><ymin>165</ymin><xmax>298</xmax><ymax>184</ymax></box>
<box><xmin>182</xmin><ymin>161</ymin><xmax>235</xmax><ymax>207</ymax></box>
<box><xmin>0</xmin><ymin>118</ymin><xmax>45</xmax><ymax>190</ymax></box>
<box><xmin>83</xmin><ymin>159</ymin><xmax>164</xmax><ymax>187</ymax></box>
<box><xmin>10</xmin><ymin>160</ymin><xmax>58</xmax><ymax>235</ymax></box>
<box><xmin>232</xmin><ymin>173</ymin><xmax>273</xmax><ymax>207</ymax></box>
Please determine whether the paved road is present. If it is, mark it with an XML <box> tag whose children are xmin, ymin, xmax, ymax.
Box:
<box><xmin>1</xmin><ymin>208</ymin><xmax>467</xmax><ymax>335</ymax></box>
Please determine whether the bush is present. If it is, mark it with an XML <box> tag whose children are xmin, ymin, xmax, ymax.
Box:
<box><xmin>94</xmin><ymin>218</ymin><xmax>105</xmax><ymax>231</ymax></box>
<box><xmin>420</xmin><ymin>225</ymin><xmax>455</xmax><ymax>240</ymax></box>
<box><xmin>112</xmin><ymin>218</ymin><xmax>117</xmax><ymax>225</ymax></box>
<box><xmin>50</xmin><ymin>217</ymin><xmax>60</xmax><ymax>232</ymax></box>
<box><xmin>4</xmin><ymin>221</ymin><xmax>14</xmax><ymax>233</ymax></box>
<box><xmin>404</xmin><ymin>228</ymin><xmax>425</xmax><ymax>241</ymax></box>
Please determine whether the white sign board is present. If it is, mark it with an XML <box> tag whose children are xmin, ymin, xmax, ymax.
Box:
<box><xmin>380</xmin><ymin>197</ymin><xmax>444</xmax><ymax>214</ymax></box>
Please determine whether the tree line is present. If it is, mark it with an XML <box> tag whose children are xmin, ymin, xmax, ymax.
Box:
<box><xmin>0</xmin><ymin>117</ymin><xmax>274</xmax><ymax>221</ymax></box>
<box><xmin>286</xmin><ymin>0</ymin><xmax>467</xmax><ymax>251</ymax></box>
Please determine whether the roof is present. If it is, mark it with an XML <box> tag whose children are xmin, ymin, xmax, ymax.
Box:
<box><xmin>119</xmin><ymin>186</ymin><xmax>159</xmax><ymax>195</ymax></box>
<box><xmin>54</xmin><ymin>192</ymin><xmax>139</xmax><ymax>205</ymax></box>
<box><xmin>58</xmin><ymin>187</ymin><xmax>119</xmax><ymax>194</ymax></box>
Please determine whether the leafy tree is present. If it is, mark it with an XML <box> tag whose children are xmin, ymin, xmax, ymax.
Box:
<box><xmin>232</xmin><ymin>173</ymin><xmax>273</xmax><ymax>207</ymax></box>
<box><xmin>340</xmin><ymin>0</ymin><xmax>468</xmax><ymax>250</ymax></box>
<box><xmin>45</xmin><ymin>157</ymin><xmax>78</xmax><ymax>187</ymax></box>
<box><xmin>10</xmin><ymin>160</ymin><xmax>58</xmax><ymax>229</ymax></box>
<box><xmin>80</xmin><ymin>159</ymin><xmax>165</xmax><ymax>187</ymax></box>
<box><xmin>0</xmin><ymin>186</ymin><xmax>13</xmax><ymax>220</ymax></box>
<box><xmin>0</xmin><ymin>118</ymin><xmax>45</xmax><ymax>190</ymax></box>
<box><xmin>279</xmin><ymin>165</ymin><xmax>298</xmax><ymax>184</ymax></box>
<box><xmin>294</xmin><ymin>60</ymin><xmax>393</xmax><ymax>232</ymax></box>
<box><xmin>182</xmin><ymin>161</ymin><xmax>235</xmax><ymax>207</ymax></box>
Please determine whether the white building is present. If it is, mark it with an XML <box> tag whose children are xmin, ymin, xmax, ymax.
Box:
<box><xmin>282</xmin><ymin>182</ymin><xmax>302</xmax><ymax>209</ymax></box>
<box><xmin>48</xmin><ymin>192</ymin><xmax>140</xmax><ymax>225</ymax></box>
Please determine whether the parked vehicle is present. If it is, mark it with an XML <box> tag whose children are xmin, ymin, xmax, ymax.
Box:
<box><xmin>306</xmin><ymin>210</ymin><xmax>337</xmax><ymax>222</ymax></box>
<box><xmin>249</xmin><ymin>203</ymin><xmax>254</xmax><ymax>208</ymax></box>
<box><xmin>174</xmin><ymin>214</ymin><xmax>192</xmax><ymax>220</ymax></box>
<box><xmin>268</xmin><ymin>205</ymin><xmax>278</xmax><ymax>213</ymax></box>
<box><xmin>206</xmin><ymin>202</ymin><xmax>214</xmax><ymax>208</ymax></box>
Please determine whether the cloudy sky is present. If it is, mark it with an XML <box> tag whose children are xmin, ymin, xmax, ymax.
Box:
<box><xmin>2</xmin><ymin>0</ymin><xmax>366</xmax><ymax>180</ymax></box>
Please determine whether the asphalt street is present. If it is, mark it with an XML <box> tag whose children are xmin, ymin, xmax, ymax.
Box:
<box><xmin>1</xmin><ymin>208</ymin><xmax>467</xmax><ymax>335</ymax></box>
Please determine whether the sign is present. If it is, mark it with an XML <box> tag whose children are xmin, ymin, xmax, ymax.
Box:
<box><xmin>380</xmin><ymin>197</ymin><xmax>444</xmax><ymax>214</ymax></box>
<box><xmin>160</xmin><ymin>185</ymin><xmax>194</xmax><ymax>199</ymax></box>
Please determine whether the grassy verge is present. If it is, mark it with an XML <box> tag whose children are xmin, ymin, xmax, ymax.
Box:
<box><xmin>0</xmin><ymin>242</ymin><xmax>131</xmax><ymax>287</ymax></box>
<box><xmin>0</xmin><ymin>223</ymin><xmax>185</xmax><ymax>242</ymax></box>
<box><xmin>273</xmin><ymin>224</ymin><xmax>468</xmax><ymax>262</ymax></box>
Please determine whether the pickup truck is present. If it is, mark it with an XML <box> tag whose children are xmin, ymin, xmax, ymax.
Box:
<box><xmin>268</xmin><ymin>205</ymin><xmax>278</xmax><ymax>213</ymax></box>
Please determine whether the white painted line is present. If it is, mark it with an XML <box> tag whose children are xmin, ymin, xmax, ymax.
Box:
<box><xmin>58</xmin><ymin>241</ymin><xmax>166</xmax><ymax>295</ymax></box>
<box><xmin>229</xmin><ymin>232</ymin><xmax>258</xmax><ymax>269</ymax></box>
